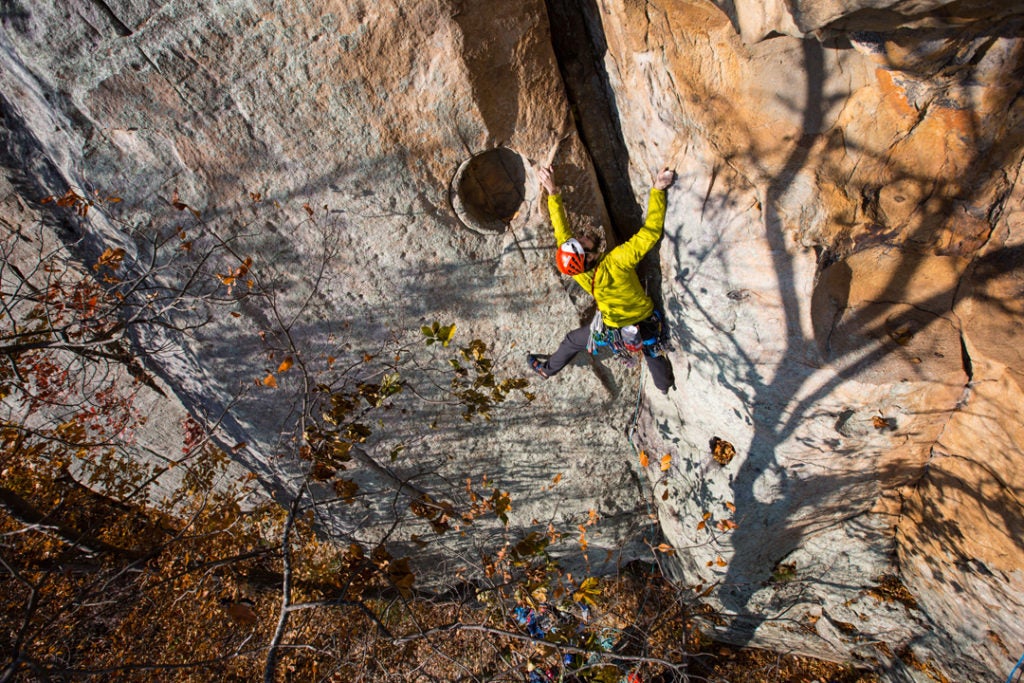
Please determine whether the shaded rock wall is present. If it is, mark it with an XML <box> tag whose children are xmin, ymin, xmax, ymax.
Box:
<box><xmin>0</xmin><ymin>0</ymin><xmax>651</xmax><ymax>575</ymax></box>
<box><xmin>1</xmin><ymin>0</ymin><xmax>1023</xmax><ymax>680</ymax></box>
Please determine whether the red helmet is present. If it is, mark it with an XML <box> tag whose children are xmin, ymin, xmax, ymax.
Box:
<box><xmin>556</xmin><ymin>238</ymin><xmax>586</xmax><ymax>275</ymax></box>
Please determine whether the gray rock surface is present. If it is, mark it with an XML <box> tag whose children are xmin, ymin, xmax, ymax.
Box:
<box><xmin>1</xmin><ymin>1</ymin><xmax>1022</xmax><ymax>680</ymax></box>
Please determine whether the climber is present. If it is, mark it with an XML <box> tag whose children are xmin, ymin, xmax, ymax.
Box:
<box><xmin>527</xmin><ymin>164</ymin><xmax>676</xmax><ymax>393</ymax></box>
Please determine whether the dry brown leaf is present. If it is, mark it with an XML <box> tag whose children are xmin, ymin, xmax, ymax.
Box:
<box><xmin>711</xmin><ymin>437</ymin><xmax>736</xmax><ymax>465</ymax></box>
<box><xmin>873</xmin><ymin>415</ymin><xmax>895</xmax><ymax>430</ymax></box>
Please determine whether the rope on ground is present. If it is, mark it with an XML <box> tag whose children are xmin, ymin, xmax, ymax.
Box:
<box><xmin>1006</xmin><ymin>650</ymin><xmax>1024</xmax><ymax>683</ymax></box>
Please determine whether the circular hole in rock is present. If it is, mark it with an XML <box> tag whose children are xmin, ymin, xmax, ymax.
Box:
<box><xmin>452</xmin><ymin>148</ymin><xmax>526</xmax><ymax>234</ymax></box>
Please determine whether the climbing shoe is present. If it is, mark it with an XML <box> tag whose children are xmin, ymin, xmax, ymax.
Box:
<box><xmin>527</xmin><ymin>354</ymin><xmax>549</xmax><ymax>379</ymax></box>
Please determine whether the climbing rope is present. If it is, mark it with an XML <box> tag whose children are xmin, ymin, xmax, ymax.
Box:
<box><xmin>1006</xmin><ymin>650</ymin><xmax>1024</xmax><ymax>683</ymax></box>
<box><xmin>623</xmin><ymin>360</ymin><xmax>664</xmax><ymax>560</ymax></box>
<box><xmin>625</xmin><ymin>359</ymin><xmax>646</xmax><ymax>456</ymax></box>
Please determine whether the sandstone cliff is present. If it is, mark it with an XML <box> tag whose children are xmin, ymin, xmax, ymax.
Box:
<box><xmin>1</xmin><ymin>0</ymin><xmax>1021</xmax><ymax>680</ymax></box>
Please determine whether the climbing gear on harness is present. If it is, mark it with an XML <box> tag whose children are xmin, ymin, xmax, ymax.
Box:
<box><xmin>620</xmin><ymin>325</ymin><xmax>642</xmax><ymax>353</ymax></box>
<box><xmin>526</xmin><ymin>354</ymin><xmax>549</xmax><ymax>379</ymax></box>
<box><xmin>586</xmin><ymin>310</ymin><xmax>605</xmax><ymax>354</ymax></box>
<box><xmin>588</xmin><ymin>310</ymin><xmax>668</xmax><ymax>364</ymax></box>
<box><xmin>556</xmin><ymin>238</ymin><xmax>586</xmax><ymax>275</ymax></box>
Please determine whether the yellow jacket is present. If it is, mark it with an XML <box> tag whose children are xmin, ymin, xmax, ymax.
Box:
<box><xmin>549</xmin><ymin>189</ymin><xmax>667</xmax><ymax>328</ymax></box>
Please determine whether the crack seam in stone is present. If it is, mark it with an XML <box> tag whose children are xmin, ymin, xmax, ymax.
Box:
<box><xmin>848</xmin><ymin>299</ymin><xmax>960</xmax><ymax>320</ymax></box>
<box><xmin>87</xmin><ymin>0</ymin><xmax>133</xmax><ymax>37</ymax></box>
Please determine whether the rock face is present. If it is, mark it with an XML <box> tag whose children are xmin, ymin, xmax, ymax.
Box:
<box><xmin>1</xmin><ymin>0</ymin><xmax>1022</xmax><ymax>680</ymax></box>
<box><xmin>599</xmin><ymin>1</ymin><xmax>1024</xmax><ymax>679</ymax></box>
<box><xmin>0</xmin><ymin>0</ymin><xmax>650</xmax><ymax>582</ymax></box>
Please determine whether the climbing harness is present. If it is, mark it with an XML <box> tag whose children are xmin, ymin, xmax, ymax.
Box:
<box><xmin>587</xmin><ymin>309</ymin><xmax>669</xmax><ymax>366</ymax></box>
<box><xmin>582</xmin><ymin>256</ymin><xmax>670</xmax><ymax>364</ymax></box>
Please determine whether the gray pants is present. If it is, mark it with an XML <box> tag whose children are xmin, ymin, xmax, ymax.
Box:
<box><xmin>538</xmin><ymin>320</ymin><xmax>675</xmax><ymax>393</ymax></box>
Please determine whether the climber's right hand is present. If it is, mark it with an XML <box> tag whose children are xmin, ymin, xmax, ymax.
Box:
<box><xmin>654</xmin><ymin>167</ymin><xmax>676</xmax><ymax>190</ymax></box>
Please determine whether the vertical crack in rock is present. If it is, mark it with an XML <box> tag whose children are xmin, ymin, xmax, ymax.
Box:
<box><xmin>543</xmin><ymin>0</ymin><xmax>669</xmax><ymax>320</ymax></box>
<box><xmin>542</xmin><ymin>0</ymin><xmax>642</xmax><ymax>243</ymax></box>
<box><xmin>959</xmin><ymin>334</ymin><xmax>973</xmax><ymax>386</ymax></box>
